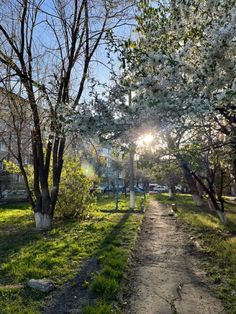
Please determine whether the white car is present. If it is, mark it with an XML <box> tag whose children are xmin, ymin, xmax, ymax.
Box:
<box><xmin>149</xmin><ymin>184</ymin><xmax>168</xmax><ymax>193</ymax></box>
<box><xmin>153</xmin><ymin>186</ymin><xmax>168</xmax><ymax>193</ymax></box>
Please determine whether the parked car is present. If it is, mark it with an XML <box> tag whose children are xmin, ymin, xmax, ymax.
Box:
<box><xmin>154</xmin><ymin>186</ymin><xmax>168</xmax><ymax>193</ymax></box>
<box><xmin>134</xmin><ymin>186</ymin><xmax>144</xmax><ymax>193</ymax></box>
<box><xmin>149</xmin><ymin>184</ymin><xmax>168</xmax><ymax>194</ymax></box>
<box><xmin>175</xmin><ymin>185</ymin><xmax>182</xmax><ymax>192</ymax></box>
<box><xmin>102</xmin><ymin>185</ymin><xmax>114</xmax><ymax>193</ymax></box>
<box><xmin>89</xmin><ymin>186</ymin><xmax>103</xmax><ymax>193</ymax></box>
<box><xmin>3</xmin><ymin>190</ymin><xmax>29</xmax><ymax>201</ymax></box>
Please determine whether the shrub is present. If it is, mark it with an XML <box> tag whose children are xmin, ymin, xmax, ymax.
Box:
<box><xmin>4</xmin><ymin>157</ymin><xmax>96</xmax><ymax>219</ymax></box>
<box><xmin>56</xmin><ymin>157</ymin><xmax>95</xmax><ymax>219</ymax></box>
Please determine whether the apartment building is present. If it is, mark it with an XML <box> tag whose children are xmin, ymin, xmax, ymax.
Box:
<box><xmin>0</xmin><ymin>87</ymin><xmax>31</xmax><ymax>200</ymax></box>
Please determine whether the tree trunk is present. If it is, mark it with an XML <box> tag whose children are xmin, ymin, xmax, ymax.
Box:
<box><xmin>123</xmin><ymin>181</ymin><xmax>128</xmax><ymax>198</ymax></box>
<box><xmin>230</xmin><ymin>127</ymin><xmax>236</xmax><ymax>181</ymax></box>
<box><xmin>31</xmin><ymin>131</ymin><xmax>65</xmax><ymax>230</ymax></box>
<box><xmin>168</xmin><ymin>188</ymin><xmax>173</xmax><ymax>199</ymax></box>
<box><xmin>231</xmin><ymin>183</ymin><xmax>236</xmax><ymax>196</ymax></box>
<box><xmin>130</xmin><ymin>191</ymin><xmax>135</xmax><ymax>209</ymax></box>
<box><xmin>50</xmin><ymin>137</ymin><xmax>65</xmax><ymax>217</ymax></box>
<box><xmin>179</xmin><ymin>159</ymin><xmax>204</xmax><ymax>206</ymax></box>
<box><xmin>207</xmin><ymin>193</ymin><xmax>226</xmax><ymax>224</ymax></box>
<box><xmin>191</xmin><ymin>170</ymin><xmax>227</xmax><ymax>224</ymax></box>
<box><xmin>216</xmin><ymin>210</ymin><xmax>227</xmax><ymax>224</ymax></box>
<box><xmin>168</xmin><ymin>181</ymin><xmax>176</xmax><ymax>199</ymax></box>
<box><xmin>34</xmin><ymin>212</ymin><xmax>52</xmax><ymax>230</ymax></box>
<box><xmin>192</xmin><ymin>194</ymin><xmax>205</xmax><ymax>206</ymax></box>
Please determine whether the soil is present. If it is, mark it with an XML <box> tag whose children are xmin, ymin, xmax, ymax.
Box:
<box><xmin>122</xmin><ymin>199</ymin><xmax>226</xmax><ymax>314</ymax></box>
<box><xmin>42</xmin><ymin>257</ymin><xmax>100</xmax><ymax>314</ymax></box>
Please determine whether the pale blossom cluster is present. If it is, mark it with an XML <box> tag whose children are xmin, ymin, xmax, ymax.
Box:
<box><xmin>127</xmin><ymin>0</ymin><xmax>235</xmax><ymax>127</ymax></box>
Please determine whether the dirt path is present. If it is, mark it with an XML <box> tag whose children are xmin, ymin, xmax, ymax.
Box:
<box><xmin>123</xmin><ymin>199</ymin><xmax>225</xmax><ymax>314</ymax></box>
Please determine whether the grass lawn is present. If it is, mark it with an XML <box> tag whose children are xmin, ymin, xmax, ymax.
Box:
<box><xmin>156</xmin><ymin>193</ymin><xmax>236</xmax><ymax>314</ymax></box>
<box><xmin>0</xmin><ymin>194</ymin><xmax>146</xmax><ymax>314</ymax></box>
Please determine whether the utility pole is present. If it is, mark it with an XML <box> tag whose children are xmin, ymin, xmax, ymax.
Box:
<box><xmin>129</xmin><ymin>143</ymin><xmax>135</xmax><ymax>209</ymax></box>
<box><xmin>128</xmin><ymin>88</ymin><xmax>135</xmax><ymax>209</ymax></box>
<box><xmin>115</xmin><ymin>170</ymin><xmax>119</xmax><ymax>210</ymax></box>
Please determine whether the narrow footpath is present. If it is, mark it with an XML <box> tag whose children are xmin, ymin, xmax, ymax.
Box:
<box><xmin>123</xmin><ymin>199</ymin><xmax>225</xmax><ymax>314</ymax></box>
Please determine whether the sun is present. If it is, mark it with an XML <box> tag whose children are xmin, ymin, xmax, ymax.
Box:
<box><xmin>143</xmin><ymin>134</ymin><xmax>154</xmax><ymax>144</ymax></box>
<box><xmin>137</xmin><ymin>133</ymin><xmax>154</xmax><ymax>147</ymax></box>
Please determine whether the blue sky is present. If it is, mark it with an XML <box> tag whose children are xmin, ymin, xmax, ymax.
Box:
<box><xmin>0</xmin><ymin>0</ymin><xmax>137</xmax><ymax>101</ymax></box>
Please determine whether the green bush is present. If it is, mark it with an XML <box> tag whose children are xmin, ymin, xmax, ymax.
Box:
<box><xmin>4</xmin><ymin>156</ymin><xmax>95</xmax><ymax>219</ymax></box>
<box><xmin>55</xmin><ymin>157</ymin><xmax>95</xmax><ymax>218</ymax></box>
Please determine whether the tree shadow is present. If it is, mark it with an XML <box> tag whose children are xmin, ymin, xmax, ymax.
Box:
<box><xmin>42</xmin><ymin>211</ymin><xmax>134</xmax><ymax>313</ymax></box>
<box><xmin>225</xmin><ymin>208</ymin><xmax>236</xmax><ymax>214</ymax></box>
<box><xmin>225</xmin><ymin>220</ymin><xmax>236</xmax><ymax>235</ymax></box>
<box><xmin>0</xmin><ymin>228</ymin><xmax>42</xmax><ymax>283</ymax></box>
<box><xmin>100</xmin><ymin>209</ymin><xmax>143</xmax><ymax>215</ymax></box>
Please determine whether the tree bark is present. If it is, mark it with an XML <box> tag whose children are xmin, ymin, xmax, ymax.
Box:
<box><xmin>230</xmin><ymin>127</ymin><xmax>236</xmax><ymax>182</ymax></box>
<box><xmin>191</xmin><ymin>170</ymin><xmax>227</xmax><ymax>224</ymax></box>
<box><xmin>179</xmin><ymin>159</ymin><xmax>205</xmax><ymax>206</ymax></box>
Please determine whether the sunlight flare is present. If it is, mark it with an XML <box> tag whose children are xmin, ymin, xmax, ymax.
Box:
<box><xmin>137</xmin><ymin>133</ymin><xmax>154</xmax><ymax>147</ymax></box>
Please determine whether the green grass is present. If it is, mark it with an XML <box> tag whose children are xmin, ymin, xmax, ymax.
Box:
<box><xmin>83</xmin><ymin>301</ymin><xmax>120</xmax><ymax>314</ymax></box>
<box><xmin>156</xmin><ymin>193</ymin><xmax>236</xmax><ymax>314</ymax></box>
<box><xmin>82</xmin><ymin>195</ymin><xmax>146</xmax><ymax>313</ymax></box>
<box><xmin>0</xmin><ymin>195</ymin><xmax>146</xmax><ymax>314</ymax></box>
<box><xmin>0</xmin><ymin>203</ymin><xmax>33</xmax><ymax>231</ymax></box>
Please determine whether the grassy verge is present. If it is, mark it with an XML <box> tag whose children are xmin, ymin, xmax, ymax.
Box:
<box><xmin>82</xmin><ymin>194</ymin><xmax>146</xmax><ymax>314</ymax></box>
<box><xmin>0</xmin><ymin>194</ymin><xmax>146</xmax><ymax>314</ymax></box>
<box><xmin>156</xmin><ymin>193</ymin><xmax>236</xmax><ymax>314</ymax></box>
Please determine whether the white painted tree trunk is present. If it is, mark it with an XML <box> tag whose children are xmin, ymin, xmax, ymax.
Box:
<box><xmin>35</xmin><ymin>212</ymin><xmax>52</xmax><ymax>230</ymax></box>
<box><xmin>192</xmin><ymin>194</ymin><xmax>205</xmax><ymax>207</ymax></box>
<box><xmin>130</xmin><ymin>191</ymin><xmax>135</xmax><ymax>209</ymax></box>
<box><xmin>216</xmin><ymin>210</ymin><xmax>227</xmax><ymax>224</ymax></box>
<box><xmin>207</xmin><ymin>201</ymin><xmax>227</xmax><ymax>224</ymax></box>
<box><xmin>231</xmin><ymin>183</ymin><xmax>236</xmax><ymax>196</ymax></box>
<box><xmin>168</xmin><ymin>189</ymin><xmax>174</xmax><ymax>199</ymax></box>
